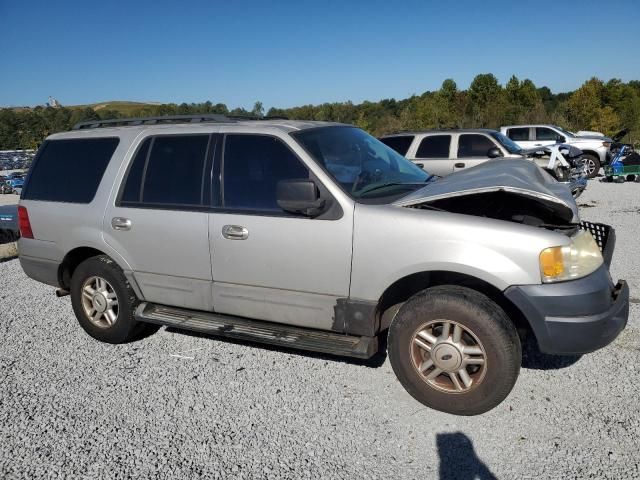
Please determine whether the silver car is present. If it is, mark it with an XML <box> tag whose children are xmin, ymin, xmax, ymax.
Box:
<box><xmin>379</xmin><ymin>129</ymin><xmax>587</xmax><ymax>197</ymax></box>
<box><xmin>17</xmin><ymin>115</ymin><xmax>629</xmax><ymax>415</ymax></box>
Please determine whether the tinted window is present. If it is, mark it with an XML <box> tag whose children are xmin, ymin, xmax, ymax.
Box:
<box><xmin>24</xmin><ymin>138</ymin><xmax>119</xmax><ymax>203</ymax></box>
<box><xmin>416</xmin><ymin>135</ymin><xmax>451</xmax><ymax>158</ymax></box>
<box><xmin>294</xmin><ymin>127</ymin><xmax>429</xmax><ymax>200</ymax></box>
<box><xmin>379</xmin><ymin>136</ymin><xmax>414</xmax><ymax>156</ymax></box>
<box><xmin>223</xmin><ymin>135</ymin><xmax>309</xmax><ymax>211</ymax></box>
<box><xmin>142</xmin><ymin>135</ymin><xmax>209</xmax><ymax>205</ymax></box>
<box><xmin>536</xmin><ymin>127</ymin><xmax>559</xmax><ymax>141</ymax></box>
<box><xmin>507</xmin><ymin>128</ymin><xmax>529</xmax><ymax>141</ymax></box>
<box><xmin>120</xmin><ymin>138</ymin><xmax>151</xmax><ymax>203</ymax></box>
<box><xmin>457</xmin><ymin>135</ymin><xmax>496</xmax><ymax>158</ymax></box>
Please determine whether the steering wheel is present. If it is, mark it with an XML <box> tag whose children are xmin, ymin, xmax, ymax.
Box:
<box><xmin>351</xmin><ymin>170</ymin><xmax>371</xmax><ymax>193</ymax></box>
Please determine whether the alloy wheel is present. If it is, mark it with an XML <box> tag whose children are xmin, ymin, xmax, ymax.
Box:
<box><xmin>410</xmin><ymin>319</ymin><xmax>487</xmax><ymax>393</ymax></box>
<box><xmin>80</xmin><ymin>276</ymin><xmax>119</xmax><ymax>329</ymax></box>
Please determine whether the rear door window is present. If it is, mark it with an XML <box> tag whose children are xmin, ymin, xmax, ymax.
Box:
<box><xmin>416</xmin><ymin>135</ymin><xmax>451</xmax><ymax>158</ymax></box>
<box><xmin>506</xmin><ymin>128</ymin><xmax>530</xmax><ymax>141</ymax></box>
<box><xmin>379</xmin><ymin>136</ymin><xmax>414</xmax><ymax>156</ymax></box>
<box><xmin>119</xmin><ymin>135</ymin><xmax>210</xmax><ymax>207</ymax></box>
<box><xmin>23</xmin><ymin>137</ymin><xmax>119</xmax><ymax>203</ymax></box>
<box><xmin>457</xmin><ymin>135</ymin><xmax>495</xmax><ymax>158</ymax></box>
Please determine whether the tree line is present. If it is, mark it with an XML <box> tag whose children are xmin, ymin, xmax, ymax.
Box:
<box><xmin>1</xmin><ymin>74</ymin><xmax>639</xmax><ymax>150</ymax></box>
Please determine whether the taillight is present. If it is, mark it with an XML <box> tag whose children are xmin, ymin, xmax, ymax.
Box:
<box><xmin>18</xmin><ymin>206</ymin><xmax>34</xmax><ymax>239</ymax></box>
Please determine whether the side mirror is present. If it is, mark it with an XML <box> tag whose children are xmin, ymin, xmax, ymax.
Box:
<box><xmin>277</xmin><ymin>179</ymin><xmax>325</xmax><ymax>217</ymax></box>
<box><xmin>487</xmin><ymin>147</ymin><xmax>502</xmax><ymax>158</ymax></box>
<box><xmin>555</xmin><ymin>135</ymin><xmax>566</xmax><ymax>143</ymax></box>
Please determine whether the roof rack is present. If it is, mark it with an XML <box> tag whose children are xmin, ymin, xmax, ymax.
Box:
<box><xmin>72</xmin><ymin>114</ymin><xmax>290</xmax><ymax>130</ymax></box>
<box><xmin>72</xmin><ymin>114</ymin><xmax>233</xmax><ymax>130</ymax></box>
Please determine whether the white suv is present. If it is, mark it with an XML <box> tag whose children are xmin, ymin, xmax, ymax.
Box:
<box><xmin>500</xmin><ymin>125</ymin><xmax>611</xmax><ymax>178</ymax></box>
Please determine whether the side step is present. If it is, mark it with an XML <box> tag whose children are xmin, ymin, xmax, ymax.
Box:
<box><xmin>135</xmin><ymin>303</ymin><xmax>378</xmax><ymax>359</ymax></box>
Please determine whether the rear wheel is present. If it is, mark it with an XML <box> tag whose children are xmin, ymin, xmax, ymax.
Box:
<box><xmin>582</xmin><ymin>154</ymin><xmax>601</xmax><ymax>178</ymax></box>
<box><xmin>70</xmin><ymin>255</ymin><xmax>148</xmax><ymax>343</ymax></box>
<box><xmin>388</xmin><ymin>285</ymin><xmax>521</xmax><ymax>415</ymax></box>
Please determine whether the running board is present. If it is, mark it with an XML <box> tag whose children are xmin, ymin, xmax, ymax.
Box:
<box><xmin>135</xmin><ymin>303</ymin><xmax>378</xmax><ymax>359</ymax></box>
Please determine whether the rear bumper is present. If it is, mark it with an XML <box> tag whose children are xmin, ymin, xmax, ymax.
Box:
<box><xmin>19</xmin><ymin>254</ymin><xmax>60</xmax><ymax>288</ymax></box>
<box><xmin>505</xmin><ymin>265</ymin><xmax>629</xmax><ymax>355</ymax></box>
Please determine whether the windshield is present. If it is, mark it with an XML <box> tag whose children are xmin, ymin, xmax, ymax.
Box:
<box><xmin>555</xmin><ymin>126</ymin><xmax>575</xmax><ymax>138</ymax></box>
<box><xmin>489</xmin><ymin>131</ymin><xmax>522</xmax><ymax>154</ymax></box>
<box><xmin>294</xmin><ymin>126</ymin><xmax>431</xmax><ymax>199</ymax></box>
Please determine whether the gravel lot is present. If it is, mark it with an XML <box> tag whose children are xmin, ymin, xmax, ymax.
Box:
<box><xmin>1</xmin><ymin>180</ymin><xmax>638</xmax><ymax>479</ymax></box>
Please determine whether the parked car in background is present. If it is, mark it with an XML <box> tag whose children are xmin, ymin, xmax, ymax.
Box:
<box><xmin>0</xmin><ymin>182</ymin><xmax>15</xmax><ymax>194</ymax></box>
<box><xmin>499</xmin><ymin>125</ymin><xmax>610</xmax><ymax>178</ymax></box>
<box><xmin>379</xmin><ymin>129</ymin><xmax>587</xmax><ymax>197</ymax></box>
<box><xmin>7</xmin><ymin>178</ymin><xmax>24</xmax><ymax>187</ymax></box>
<box><xmin>18</xmin><ymin>115</ymin><xmax>628</xmax><ymax>415</ymax></box>
<box><xmin>0</xmin><ymin>205</ymin><xmax>19</xmax><ymax>243</ymax></box>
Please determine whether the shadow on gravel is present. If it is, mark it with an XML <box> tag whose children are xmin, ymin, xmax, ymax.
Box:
<box><xmin>165</xmin><ymin>327</ymin><xmax>389</xmax><ymax>368</ymax></box>
<box><xmin>521</xmin><ymin>335</ymin><xmax>582</xmax><ymax>370</ymax></box>
<box><xmin>437</xmin><ymin>432</ymin><xmax>497</xmax><ymax>480</ymax></box>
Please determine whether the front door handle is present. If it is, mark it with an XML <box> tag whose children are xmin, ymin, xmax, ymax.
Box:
<box><xmin>454</xmin><ymin>162</ymin><xmax>465</xmax><ymax>168</ymax></box>
<box><xmin>111</xmin><ymin>217</ymin><xmax>132</xmax><ymax>231</ymax></box>
<box><xmin>222</xmin><ymin>225</ymin><xmax>249</xmax><ymax>240</ymax></box>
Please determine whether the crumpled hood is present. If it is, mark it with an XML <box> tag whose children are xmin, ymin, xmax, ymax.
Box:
<box><xmin>394</xmin><ymin>158</ymin><xmax>579</xmax><ymax>223</ymax></box>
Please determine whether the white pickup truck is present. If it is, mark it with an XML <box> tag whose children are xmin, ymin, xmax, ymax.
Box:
<box><xmin>500</xmin><ymin>124</ymin><xmax>611</xmax><ymax>178</ymax></box>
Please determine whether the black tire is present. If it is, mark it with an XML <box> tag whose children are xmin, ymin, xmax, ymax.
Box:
<box><xmin>388</xmin><ymin>285</ymin><xmax>521</xmax><ymax>416</ymax></box>
<box><xmin>582</xmin><ymin>154</ymin><xmax>601</xmax><ymax>179</ymax></box>
<box><xmin>70</xmin><ymin>255</ymin><xmax>147</xmax><ymax>343</ymax></box>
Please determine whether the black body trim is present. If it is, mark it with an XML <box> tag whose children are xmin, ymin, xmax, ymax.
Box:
<box><xmin>505</xmin><ymin>265</ymin><xmax>629</xmax><ymax>354</ymax></box>
<box><xmin>333</xmin><ymin>298</ymin><xmax>379</xmax><ymax>337</ymax></box>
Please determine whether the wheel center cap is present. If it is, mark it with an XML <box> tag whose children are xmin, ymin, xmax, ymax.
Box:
<box><xmin>92</xmin><ymin>293</ymin><xmax>107</xmax><ymax>313</ymax></box>
<box><xmin>432</xmin><ymin>343</ymin><xmax>462</xmax><ymax>371</ymax></box>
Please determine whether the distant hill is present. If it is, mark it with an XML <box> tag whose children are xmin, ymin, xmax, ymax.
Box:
<box><xmin>70</xmin><ymin>101</ymin><xmax>162</xmax><ymax>116</ymax></box>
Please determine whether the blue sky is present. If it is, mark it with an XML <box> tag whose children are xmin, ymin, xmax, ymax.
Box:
<box><xmin>1</xmin><ymin>0</ymin><xmax>639</xmax><ymax>109</ymax></box>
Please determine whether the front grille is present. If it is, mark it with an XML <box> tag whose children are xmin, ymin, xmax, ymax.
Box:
<box><xmin>580</xmin><ymin>220</ymin><xmax>610</xmax><ymax>252</ymax></box>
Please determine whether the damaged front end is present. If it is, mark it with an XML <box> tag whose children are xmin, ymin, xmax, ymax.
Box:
<box><xmin>395</xmin><ymin>158</ymin><xmax>580</xmax><ymax>232</ymax></box>
<box><xmin>393</xmin><ymin>159</ymin><xmax>618</xmax><ymax>264</ymax></box>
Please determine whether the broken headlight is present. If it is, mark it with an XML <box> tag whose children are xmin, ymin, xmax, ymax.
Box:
<box><xmin>539</xmin><ymin>230</ymin><xmax>603</xmax><ymax>283</ymax></box>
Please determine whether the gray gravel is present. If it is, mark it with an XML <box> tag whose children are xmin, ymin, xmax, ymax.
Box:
<box><xmin>1</xmin><ymin>179</ymin><xmax>639</xmax><ymax>479</ymax></box>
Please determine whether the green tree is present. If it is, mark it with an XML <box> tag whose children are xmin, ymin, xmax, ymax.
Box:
<box><xmin>252</xmin><ymin>101</ymin><xmax>264</xmax><ymax>118</ymax></box>
<box><xmin>467</xmin><ymin>73</ymin><xmax>505</xmax><ymax>127</ymax></box>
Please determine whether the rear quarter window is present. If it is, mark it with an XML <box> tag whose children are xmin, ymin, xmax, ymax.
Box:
<box><xmin>23</xmin><ymin>137</ymin><xmax>119</xmax><ymax>203</ymax></box>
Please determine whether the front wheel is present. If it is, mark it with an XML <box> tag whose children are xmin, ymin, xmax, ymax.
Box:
<box><xmin>388</xmin><ymin>285</ymin><xmax>521</xmax><ymax>415</ymax></box>
<box><xmin>582</xmin><ymin>154</ymin><xmax>601</xmax><ymax>179</ymax></box>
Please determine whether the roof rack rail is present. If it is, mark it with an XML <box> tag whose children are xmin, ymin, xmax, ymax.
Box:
<box><xmin>72</xmin><ymin>114</ymin><xmax>291</xmax><ymax>130</ymax></box>
<box><xmin>72</xmin><ymin>114</ymin><xmax>234</xmax><ymax>130</ymax></box>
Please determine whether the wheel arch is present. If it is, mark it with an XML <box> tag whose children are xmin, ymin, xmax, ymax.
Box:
<box><xmin>58</xmin><ymin>246</ymin><xmax>142</xmax><ymax>299</ymax></box>
<box><xmin>376</xmin><ymin>270</ymin><xmax>533</xmax><ymax>340</ymax></box>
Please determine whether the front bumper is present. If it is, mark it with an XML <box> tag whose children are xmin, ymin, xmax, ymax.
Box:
<box><xmin>505</xmin><ymin>265</ymin><xmax>629</xmax><ymax>355</ymax></box>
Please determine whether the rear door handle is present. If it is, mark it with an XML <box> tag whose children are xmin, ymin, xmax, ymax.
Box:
<box><xmin>111</xmin><ymin>217</ymin><xmax>132</xmax><ymax>231</ymax></box>
<box><xmin>454</xmin><ymin>163</ymin><xmax>465</xmax><ymax>168</ymax></box>
<box><xmin>222</xmin><ymin>225</ymin><xmax>249</xmax><ymax>240</ymax></box>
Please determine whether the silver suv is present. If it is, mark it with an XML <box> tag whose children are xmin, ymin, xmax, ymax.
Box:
<box><xmin>18</xmin><ymin>115</ymin><xmax>629</xmax><ymax>415</ymax></box>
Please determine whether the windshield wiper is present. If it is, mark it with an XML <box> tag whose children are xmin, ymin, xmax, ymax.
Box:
<box><xmin>358</xmin><ymin>182</ymin><xmax>426</xmax><ymax>196</ymax></box>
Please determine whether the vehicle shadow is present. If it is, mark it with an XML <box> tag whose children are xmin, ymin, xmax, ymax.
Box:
<box><xmin>437</xmin><ymin>432</ymin><xmax>497</xmax><ymax>480</ymax></box>
<box><xmin>520</xmin><ymin>334</ymin><xmax>582</xmax><ymax>370</ymax></box>
<box><xmin>164</xmin><ymin>326</ymin><xmax>389</xmax><ymax>368</ymax></box>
